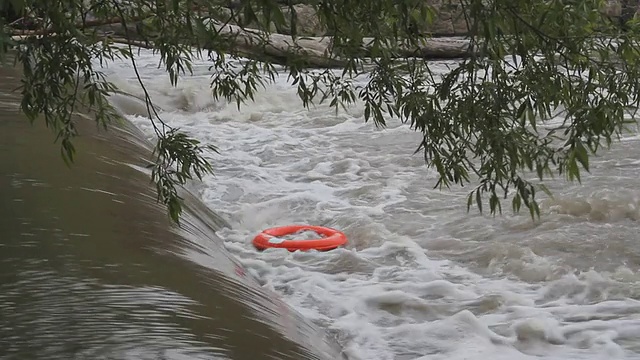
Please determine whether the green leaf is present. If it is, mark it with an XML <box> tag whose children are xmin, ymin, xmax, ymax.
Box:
<box><xmin>10</xmin><ymin>0</ymin><xmax>640</xmax><ymax>224</ymax></box>
<box><xmin>467</xmin><ymin>191</ymin><xmax>474</xmax><ymax>211</ymax></box>
<box><xmin>574</xmin><ymin>139</ymin><xmax>590</xmax><ymax>172</ymax></box>
<box><xmin>538</xmin><ymin>183</ymin><xmax>554</xmax><ymax>199</ymax></box>
<box><xmin>512</xmin><ymin>193</ymin><xmax>522</xmax><ymax>213</ymax></box>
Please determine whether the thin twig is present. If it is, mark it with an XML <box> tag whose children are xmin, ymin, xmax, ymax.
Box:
<box><xmin>111</xmin><ymin>0</ymin><xmax>168</xmax><ymax>137</ymax></box>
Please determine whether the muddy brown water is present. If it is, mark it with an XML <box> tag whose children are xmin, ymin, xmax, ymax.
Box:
<box><xmin>0</xmin><ymin>64</ymin><xmax>344</xmax><ymax>360</ymax></box>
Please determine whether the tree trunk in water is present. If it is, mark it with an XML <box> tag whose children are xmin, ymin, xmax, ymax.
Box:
<box><xmin>207</xmin><ymin>20</ymin><xmax>472</xmax><ymax>68</ymax></box>
<box><xmin>8</xmin><ymin>17</ymin><xmax>473</xmax><ymax>68</ymax></box>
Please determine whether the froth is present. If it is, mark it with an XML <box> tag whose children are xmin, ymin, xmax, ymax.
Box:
<box><xmin>99</xmin><ymin>49</ymin><xmax>640</xmax><ymax>360</ymax></box>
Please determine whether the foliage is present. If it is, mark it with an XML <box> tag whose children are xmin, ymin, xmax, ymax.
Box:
<box><xmin>1</xmin><ymin>0</ymin><xmax>640</xmax><ymax>223</ymax></box>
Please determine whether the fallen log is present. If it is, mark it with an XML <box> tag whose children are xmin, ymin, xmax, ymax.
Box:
<box><xmin>206</xmin><ymin>20</ymin><xmax>473</xmax><ymax>68</ymax></box>
<box><xmin>8</xmin><ymin>18</ymin><xmax>473</xmax><ymax>68</ymax></box>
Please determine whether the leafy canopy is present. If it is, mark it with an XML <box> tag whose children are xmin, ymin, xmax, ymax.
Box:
<box><xmin>1</xmin><ymin>0</ymin><xmax>639</xmax><ymax>223</ymax></box>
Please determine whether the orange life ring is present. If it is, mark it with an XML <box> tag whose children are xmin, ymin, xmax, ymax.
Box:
<box><xmin>252</xmin><ymin>225</ymin><xmax>348</xmax><ymax>252</ymax></box>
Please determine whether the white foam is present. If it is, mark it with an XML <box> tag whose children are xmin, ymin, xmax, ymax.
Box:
<box><xmin>99</xmin><ymin>49</ymin><xmax>640</xmax><ymax>360</ymax></box>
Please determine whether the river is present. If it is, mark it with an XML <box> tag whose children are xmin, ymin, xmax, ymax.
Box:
<box><xmin>0</xmin><ymin>64</ymin><xmax>344</xmax><ymax>360</ymax></box>
<box><xmin>100</xmin><ymin>49</ymin><xmax>640</xmax><ymax>360</ymax></box>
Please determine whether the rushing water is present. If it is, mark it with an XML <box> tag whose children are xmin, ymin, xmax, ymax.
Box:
<box><xmin>100</xmin><ymin>50</ymin><xmax>640</xmax><ymax>360</ymax></box>
<box><xmin>0</xmin><ymin>64</ymin><xmax>344</xmax><ymax>360</ymax></box>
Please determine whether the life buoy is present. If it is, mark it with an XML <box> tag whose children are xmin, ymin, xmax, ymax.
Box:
<box><xmin>252</xmin><ymin>225</ymin><xmax>348</xmax><ymax>252</ymax></box>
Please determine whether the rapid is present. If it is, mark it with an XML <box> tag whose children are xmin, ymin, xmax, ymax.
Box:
<box><xmin>102</xmin><ymin>50</ymin><xmax>640</xmax><ymax>360</ymax></box>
